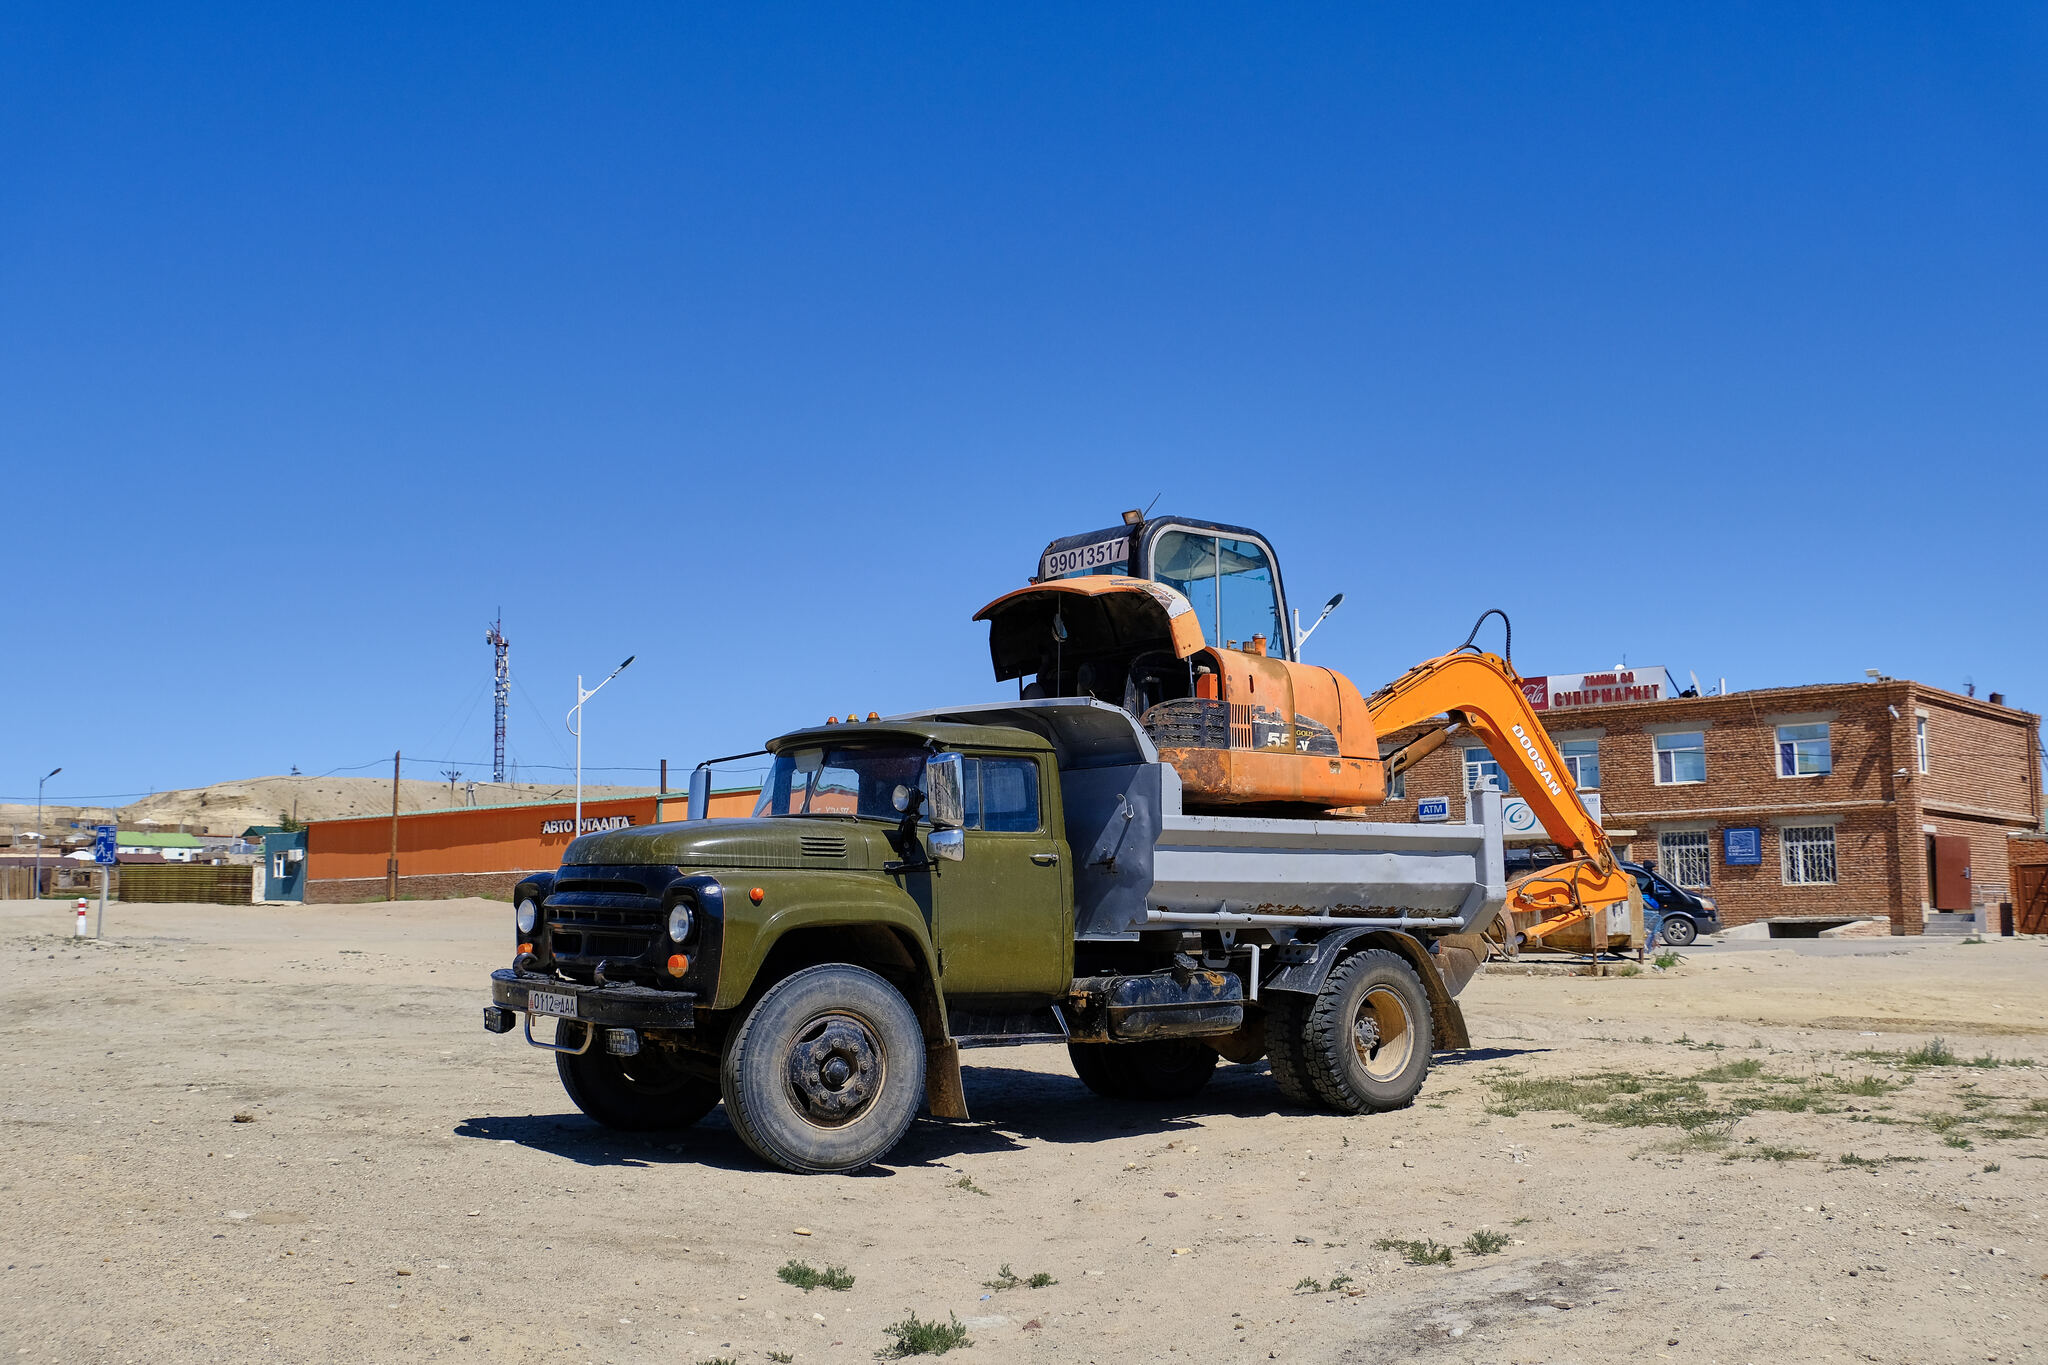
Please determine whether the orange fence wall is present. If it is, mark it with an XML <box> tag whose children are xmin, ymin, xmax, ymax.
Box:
<box><xmin>307</xmin><ymin>790</ymin><xmax>758</xmax><ymax>881</ymax></box>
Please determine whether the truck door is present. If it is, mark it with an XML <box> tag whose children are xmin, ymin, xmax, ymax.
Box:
<box><xmin>930</xmin><ymin>754</ymin><xmax>1072</xmax><ymax>1004</ymax></box>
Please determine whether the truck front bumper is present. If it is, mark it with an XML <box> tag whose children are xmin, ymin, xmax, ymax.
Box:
<box><xmin>487</xmin><ymin>968</ymin><xmax>699</xmax><ymax>1030</ymax></box>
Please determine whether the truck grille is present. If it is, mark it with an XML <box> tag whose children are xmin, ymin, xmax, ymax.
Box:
<box><xmin>543</xmin><ymin>866</ymin><xmax>690</xmax><ymax>985</ymax></box>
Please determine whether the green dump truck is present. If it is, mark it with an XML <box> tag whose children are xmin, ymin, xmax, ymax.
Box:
<box><xmin>484</xmin><ymin>700</ymin><xmax>1506</xmax><ymax>1173</ymax></box>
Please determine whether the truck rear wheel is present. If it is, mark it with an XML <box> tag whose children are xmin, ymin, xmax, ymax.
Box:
<box><xmin>1298</xmin><ymin>949</ymin><xmax>1433</xmax><ymax>1114</ymax></box>
<box><xmin>720</xmin><ymin>964</ymin><xmax>925</xmax><ymax>1174</ymax></box>
<box><xmin>1262</xmin><ymin>998</ymin><xmax>1320</xmax><ymax>1107</ymax></box>
<box><xmin>556</xmin><ymin>1044</ymin><xmax>722</xmax><ymax>1132</ymax></box>
<box><xmin>1067</xmin><ymin>1039</ymin><xmax>1217</xmax><ymax>1101</ymax></box>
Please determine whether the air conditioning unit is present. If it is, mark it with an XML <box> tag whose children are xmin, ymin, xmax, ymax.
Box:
<box><xmin>286</xmin><ymin>848</ymin><xmax>304</xmax><ymax>863</ymax></box>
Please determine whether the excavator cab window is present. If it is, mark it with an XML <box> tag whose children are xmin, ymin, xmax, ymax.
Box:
<box><xmin>1149</xmin><ymin>528</ymin><xmax>1286</xmax><ymax>657</ymax></box>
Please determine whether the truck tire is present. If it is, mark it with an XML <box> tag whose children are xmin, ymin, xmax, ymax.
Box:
<box><xmin>1261</xmin><ymin>997</ymin><xmax>1321</xmax><ymax>1108</ymax></box>
<box><xmin>556</xmin><ymin>1045</ymin><xmax>722</xmax><ymax>1132</ymax></box>
<box><xmin>1298</xmin><ymin>949</ymin><xmax>1433</xmax><ymax>1114</ymax></box>
<box><xmin>1067</xmin><ymin>1039</ymin><xmax>1218</xmax><ymax>1101</ymax></box>
<box><xmin>720</xmin><ymin>963</ymin><xmax>926</xmax><ymax>1174</ymax></box>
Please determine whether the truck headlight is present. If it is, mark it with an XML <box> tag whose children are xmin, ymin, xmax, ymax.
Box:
<box><xmin>516</xmin><ymin>899</ymin><xmax>539</xmax><ymax>934</ymax></box>
<box><xmin>667</xmin><ymin>904</ymin><xmax>693</xmax><ymax>942</ymax></box>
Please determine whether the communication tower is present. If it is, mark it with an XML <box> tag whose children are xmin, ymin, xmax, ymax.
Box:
<box><xmin>486</xmin><ymin>614</ymin><xmax>510</xmax><ymax>784</ymax></box>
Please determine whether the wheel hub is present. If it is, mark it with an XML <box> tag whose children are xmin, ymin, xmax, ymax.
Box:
<box><xmin>787</xmin><ymin>1013</ymin><xmax>883</xmax><ymax>1125</ymax></box>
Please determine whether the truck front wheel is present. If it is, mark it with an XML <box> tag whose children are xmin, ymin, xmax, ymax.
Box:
<box><xmin>1296</xmin><ymin>949</ymin><xmax>1433</xmax><ymax>1114</ymax></box>
<box><xmin>556</xmin><ymin>1045</ymin><xmax>722</xmax><ymax>1132</ymax></box>
<box><xmin>720</xmin><ymin>964</ymin><xmax>926</xmax><ymax>1174</ymax></box>
<box><xmin>1067</xmin><ymin>1039</ymin><xmax>1217</xmax><ymax>1101</ymax></box>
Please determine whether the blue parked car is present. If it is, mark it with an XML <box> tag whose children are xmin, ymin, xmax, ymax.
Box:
<box><xmin>1623</xmin><ymin>861</ymin><xmax>1721</xmax><ymax>946</ymax></box>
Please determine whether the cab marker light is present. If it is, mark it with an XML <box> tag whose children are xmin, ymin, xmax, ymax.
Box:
<box><xmin>749</xmin><ymin>887</ymin><xmax>765</xmax><ymax>904</ymax></box>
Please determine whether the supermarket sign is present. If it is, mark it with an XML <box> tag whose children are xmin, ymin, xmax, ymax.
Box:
<box><xmin>1518</xmin><ymin>667</ymin><xmax>1675</xmax><ymax>712</ymax></box>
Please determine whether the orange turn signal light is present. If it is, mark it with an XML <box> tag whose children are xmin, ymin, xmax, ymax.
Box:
<box><xmin>666</xmin><ymin>953</ymin><xmax>689</xmax><ymax>977</ymax></box>
<box><xmin>517</xmin><ymin>943</ymin><xmax>534</xmax><ymax>955</ymax></box>
<box><xmin>749</xmin><ymin>887</ymin><xmax>765</xmax><ymax>904</ymax></box>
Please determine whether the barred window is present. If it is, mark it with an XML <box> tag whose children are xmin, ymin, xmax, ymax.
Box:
<box><xmin>1560</xmin><ymin>738</ymin><xmax>1600</xmax><ymax>790</ymax></box>
<box><xmin>1658</xmin><ymin>831</ymin><xmax>1712</xmax><ymax>888</ymax></box>
<box><xmin>1777</xmin><ymin>723</ymin><xmax>1832</xmax><ymax>777</ymax></box>
<box><xmin>1782</xmin><ymin>826</ymin><xmax>1837</xmax><ymax>885</ymax></box>
<box><xmin>1654</xmin><ymin>731</ymin><xmax>1706</xmax><ymax>784</ymax></box>
<box><xmin>1464</xmin><ymin>746</ymin><xmax>1510</xmax><ymax>793</ymax></box>
<box><xmin>1388</xmin><ymin>768</ymin><xmax>1406</xmax><ymax>800</ymax></box>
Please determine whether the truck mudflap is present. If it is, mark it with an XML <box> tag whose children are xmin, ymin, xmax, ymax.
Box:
<box><xmin>488</xmin><ymin>968</ymin><xmax>698</xmax><ymax>1030</ymax></box>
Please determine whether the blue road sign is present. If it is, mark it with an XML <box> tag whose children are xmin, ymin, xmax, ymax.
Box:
<box><xmin>93</xmin><ymin>825</ymin><xmax>118</xmax><ymax>866</ymax></box>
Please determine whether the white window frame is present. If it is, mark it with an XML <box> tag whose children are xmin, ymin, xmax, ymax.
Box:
<box><xmin>1782</xmin><ymin>825</ymin><xmax>1838</xmax><ymax>885</ymax></box>
<box><xmin>273</xmin><ymin>854</ymin><xmax>287</xmax><ymax>879</ymax></box>
<box><xmin>1658</xmin><ymin>831</ymin><xmax>1712</xmax><ymax>889</ymax></box>
<box><xmin>1558</xmin><ymin>738</ymin><xmax>1600</xmax><ymax>790</ymax></box>
<box><xmin>1915</xmin><ymin>714</ymin><xmax>1928</xmax><ymax>775</ymax></box>
<box><xmin>1775</xmin><ymin>722</ymin><xmax>1832</xmax><ymax>778</ymax></box>
<box><xmin>1463</xmin><ymin>746</ymin><xmax>1508</xmax><ymax>793</ymax></box>
<box><xmin>1653</xmin><ymin>731</ymin><xmax>1707</xmax><ymax>786</ymax></box>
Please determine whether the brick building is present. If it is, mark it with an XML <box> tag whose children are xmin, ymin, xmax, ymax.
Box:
<box><xmin>1375</xmin><ymin>677</ymin><xmax>2042</xmax><ymax>933</ymax></box>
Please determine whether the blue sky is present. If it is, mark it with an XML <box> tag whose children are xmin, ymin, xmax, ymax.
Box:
<box><xmin>4</xmin><ymin>4</ymin><xmax>2044</xmax><ymax>803</ymax></box>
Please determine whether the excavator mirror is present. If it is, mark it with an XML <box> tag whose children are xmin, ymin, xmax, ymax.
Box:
<box><xmin>926</xmin><ymin>752</ymin><xmax>967</xmax><ymax>831</ymax></box>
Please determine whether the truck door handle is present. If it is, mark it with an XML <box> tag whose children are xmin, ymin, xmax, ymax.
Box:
<box><xmin>1031</xmin><ymin>852</ymin><xmax>1060</xmax><ymax>866</ymax></box>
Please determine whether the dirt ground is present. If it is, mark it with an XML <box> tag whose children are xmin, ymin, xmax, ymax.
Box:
<box><xmin>2</xmin><ymin>900</ymin><xmax>2045</xmax><ymax>1365</ymax></box>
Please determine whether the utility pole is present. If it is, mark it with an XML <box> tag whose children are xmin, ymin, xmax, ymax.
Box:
<box><xmin>386</xmin><ymin>750</ymin><xmax>400</xmax><ymax>901</ymax></box>
<box><xmin>34</xmin><ymin>767</ymin><xmax>60</xmax><ymax>901</ymax></box>
<box><xmin>566</xmin><ymin>657</ymin><xmax>635</xmax><ymax>837</ymax></box>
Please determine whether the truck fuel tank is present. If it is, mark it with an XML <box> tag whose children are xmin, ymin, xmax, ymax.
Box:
<box><xmin>1065</xmin><ymin>966</ymin><xmax>1244</xmax><ymax>1042</ymax></box>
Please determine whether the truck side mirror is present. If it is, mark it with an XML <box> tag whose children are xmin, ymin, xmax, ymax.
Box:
<box><xmin>926</xmin><ymin>752</ymin><xmax>967</xmax><ymax>830</ymax></box>
<box><xmin>928</xmin><ymin>828</ymin><xmax>965</xmax><ymax>862</ymax></box>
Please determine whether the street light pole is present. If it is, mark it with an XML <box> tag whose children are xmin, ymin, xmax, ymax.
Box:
<box><xmin>566</xmin><ymin>656</ymin><xmax>634</xmax><ymax>836</ymax></box>
<box><xmin>34</xmin><ymin>767</ymin><xmax>59</xmax><ymax>901</ymax></box>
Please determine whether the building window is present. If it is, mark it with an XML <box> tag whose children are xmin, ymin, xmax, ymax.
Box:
<box><xmin>1464</xmin><ymin>746</ymin><xmax>1509</xmax><ymax>792</ymax></box>
<box><xmin>273</xmin><ymin>854</ymin><xmax>286</xmax><ymax>879</ymax></box>
<box><xmin>1916</xmin><ymin>716</ymin><xmax>1928</xmax><ymax>775</ymax></box>
<box><xmin>1782</xmin><ymin>826</ymin><xmax>1838</xmax><ymax>884</ymax></box>
<box><xmin>1658</xmin><ymin>831</ymin><xmax>1712</xmax><ymax>888</ymax></box>
<box><xmin>1388</xmin><ymin>769</ymin><xmax>1406</xmax><ymax>800</ymax></box>
<box><xmin>1653</xmin><ymin>731</ymin><xmax>1706</xmax><ymax>785</ymax></box>
<box><xmin>1777</xmin><ymin>723</ymin><xmax>1832</xmax><ymax>777</ymax></box>
<box><xmin>1559</xmin><ymin>739</ymin><xmax>1600</xmax><ymax>790</ymax></box>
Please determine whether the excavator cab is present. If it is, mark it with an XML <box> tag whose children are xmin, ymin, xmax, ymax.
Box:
<box><xmin>977</xmin><ymin>514</ymin><xmax>1386</xmax><ymax>811</ymax></box>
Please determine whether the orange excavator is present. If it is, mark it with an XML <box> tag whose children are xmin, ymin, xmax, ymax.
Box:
<box><xmin>976</xmin><ymin>511</ymin><xmax>1639</xmax><ymax>951</ymax></box>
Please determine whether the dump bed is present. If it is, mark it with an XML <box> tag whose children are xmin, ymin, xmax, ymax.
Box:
<box><xmin>893</xmin><ymin>700</ymin><xmax>1507</xmax><ymax>942</ymax></box>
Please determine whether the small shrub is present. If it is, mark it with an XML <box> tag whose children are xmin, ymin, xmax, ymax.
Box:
<box><xmin>1749</xmin><ymin>1145</ymin><xmax>1816</xmax><ymax>1162</ymax></box>
<box><xmin>1693</xmin><ymin>1059</ymin><xmax>1766</xmax><ymax>1083</ymax></box>
<box><xmin>770</xmin><ymin>1355</ymin><xmax>795</xmax><ymax>1363</ymax></box>
<box><xmin>1653</xmin><ymin>951</ymin><xmax>1685</xmax><ymax>970</ymax></box>
<box><xmin>1327</xmin><ymin>1273</ymin><xmax>1353</xmax><ymax>1290</ymax></box>
<box><xmin>1293</xmin><ymin>1276</ymin><xmax>1323</xmax><ymax>1293</ymax></box>
<box><xmin>1838</xmin><ymin>1152</ymin><xmax>1880</xmax><ymax>1167</ymax></box>
<box><xmin>953</xmin><ymin>1175</ymin><xmax>989</xmax><ymax>1196</ymax></box>
<box><xmin>1375</xmin><ymin>1237</ymin><xmax>1454</xmax><ymax>1266</ymax></box>
<box><xmin>698</xmin><ymin>1359</ymin><xmax>739</xmax><ymax>1365</ymax></box>
<box><xmin>1025</xmin><ymin>1272</ymin><xmax>1057</xmax><ymax>1289</ymax></box>
<box><xmin>1983</xmin><ymin>1162</ymin><xmax>2001</xmax><ymax>1173</ymax></box>
<box><xmin>1837</xmin><ymin>1075</ymin><xmax>1896</xmax><ymax>1097</ymax></box>
<box><xmin>779</xmin><ymin>1260</ymin><xmax>855</xmax><ymax>1292</ymax></box>
<box><xmin>878</xmin><ymin>1310</ymin><xmax>972</xmax><ymax>1358</ymax></box>
<box><xmin>1944</xmin><ymin>1134</ymin><xmax>1974</xmax><ymax>1150</ymax></box>
<box><xmin>1904</xmin><ymin>1038</ymin><xmax>1955</xmax><ymax>1067</ymax></box>
<box><xmin>1462</xmin><ymin>1229</ymin><xmax>1511</xmax><ymax>1255</ymax></box>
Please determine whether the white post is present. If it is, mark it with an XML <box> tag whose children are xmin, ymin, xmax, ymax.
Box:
<box><xmin>96</xmin><ymin>863</ymin><xmax>107</xmax><ymax>939</ymax></box>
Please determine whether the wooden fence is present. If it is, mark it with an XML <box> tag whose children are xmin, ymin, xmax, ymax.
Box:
<box><xmin>115</xmin><ymin>865</ymin><xmax>254</xmax><ymax>905</ymax></box>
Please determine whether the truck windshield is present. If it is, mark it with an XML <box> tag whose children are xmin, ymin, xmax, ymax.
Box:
<box><xmin>753</xmin><ymin>745</ymin><xmax>928</xmax><ymax>821</ymax></box>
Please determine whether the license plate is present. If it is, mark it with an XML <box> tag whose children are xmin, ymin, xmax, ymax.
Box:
<box><xmin>528</xmin><ymin>990</ymin><xmax>578</xmax><ymax>1019</ymax></box>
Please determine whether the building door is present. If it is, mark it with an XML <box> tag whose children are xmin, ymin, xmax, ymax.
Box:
<box><xmin>2019</xmin><ymin>867</ymin><xmax>2048</xmax><ymax>935</ymax></box>
<box><xmin>1930</xmin><ymin>835</ymin><xmax>1973</xmax><ymax>912</ymax></box>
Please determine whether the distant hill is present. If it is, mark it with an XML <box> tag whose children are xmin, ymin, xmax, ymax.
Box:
<box><xmin>3</xmin><ymin>774</ymin><xmax>658</xmax><ymax>840</ymax></box>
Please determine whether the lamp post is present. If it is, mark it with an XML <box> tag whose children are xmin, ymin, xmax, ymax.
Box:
<box><xmin>566</xmin><ymin>657</ymin><xmax>634</xmax><ymax>836</ymax></box>
<box><xmin>34</xmin><ymin>766</ymin><xmax>60</xmax><ymax>900</ymax></box>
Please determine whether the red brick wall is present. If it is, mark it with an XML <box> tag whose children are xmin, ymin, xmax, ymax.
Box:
<box><xmin>1366</xmin><ymin>679</ymin><xmax>2038</xmax><ymax>934</ymax></box>
<box><xmin>306</xmin><ymin>872</ymin><xmax>525</xmax><ymax>904</ymax></box>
